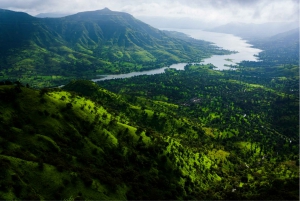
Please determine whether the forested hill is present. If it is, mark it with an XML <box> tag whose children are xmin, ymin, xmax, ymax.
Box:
<box><xmin>252</xmin><ymin>28</ymin><xmax>299</xmax><ymax>65</ymax></box>
<box><xmin>96</xmin><ymin>26</ymin><xmax>299</xmax><ymax>200</ymax></box>
<box><xmin>238</xmin><ymin>28</ymin><xmax>299</xmax><ymax>79</ymax></box>
<box><xmin>0</xmin><ymin>8</ymin><xmax>231</xmax><ymax>88</ymax></box>
<box><xmin>1</xmin><ymin>71</ymin><xmax>298</xmax><ymax>200</ymax></box>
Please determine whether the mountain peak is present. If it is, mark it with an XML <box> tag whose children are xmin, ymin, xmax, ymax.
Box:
<box><xmin>0</xmin><ymin>8</ymin><xmax>34</xmax><ymax>19</ymax></box>
<box><xmin>94</xmin><ymin>7</ymin><xmax>115</xmax><ymax>14</ymax></box>
<box><xmin>65</xmin><ymin>8</ymin><xmax>131</xmax><ymax>20</ymax></box>
<box><xmin>102</xmin><ymin>7</ymin><xmax>111</xmax><ymax>11</ymax></box>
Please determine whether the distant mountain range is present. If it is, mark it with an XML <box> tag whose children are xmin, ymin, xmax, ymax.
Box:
<box><xmin>0</xmin><ymin>8</ymin><xmax>229</xmax><ymax>87</ymax></box>
<box><xmin>35</xmin><ymin>12</ymin><xmax>71</xmax><ymax>18</ymax></box>
<box><xmin>0</xmin><ymin>8</ymin><xmax>298</xmax><ymax>201</ymax></box>
<box><xmin>255</xmin><ymin>28</ymin><xmax>299</xmax><ymax>47</ymax></box>
<box><xmin>207</xmin><ymin>21</ymin><xmax>299</xmax><ymax>39</ymax></box>
<box><xmin>249</xmin><ymin>28</ymin><xmax>299</xmax><ymax>66</ymax></box>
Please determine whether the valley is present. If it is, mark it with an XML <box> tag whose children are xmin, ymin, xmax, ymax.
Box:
<box><xmin>0</xmin><ymin>7</ymin><xmax>298</xmax><ymax>201</ymax></box>
<box><xmin>0</xmin><ymin>8</ymin><xmax>233</xmax><ymax>88</ymax></box>
<box><xmin>92</xmin><ymin>29</ymin><xmax>263</xmax><ymax>81</ymax></box>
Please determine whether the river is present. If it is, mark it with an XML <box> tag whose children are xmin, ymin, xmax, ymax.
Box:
<box><xmin>92</xmin><ymin>29</ymin><xmax>262</xmax><ymax>82</ymax></box>
<box><xmin>170</xmin><ymin>29</ymin><xmax>262</xmax><ymax>70</ymax></box>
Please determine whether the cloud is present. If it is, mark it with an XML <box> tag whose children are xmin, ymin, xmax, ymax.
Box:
<box><xmin>0</xmin><ymin>0</ymin><xmax>298</xmax><ymax>24</ymax></box>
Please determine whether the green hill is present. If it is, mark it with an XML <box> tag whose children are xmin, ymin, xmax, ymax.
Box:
<box><xmin>0</xmin><ymin>12</ymin><xmax>298</xmax><ymax>200</ymax></box>
<box><xmin>97</xmin><ymin>62</ymin><xmax>299</xmax><ymax>200</ymax></box>
<box><xmin>0</xmin><ymin>8</ymin><xmax>231</xmax><ymax>88</ymax></box>
<box><xmin>0</xmin><ymin>79</ymin><xmax>298</xmax><ymax>200</ymax></box>
<box><xmin>0</xmin><ymin>82</ymin><xmax>189</xmax><ymax>200</ymax></box>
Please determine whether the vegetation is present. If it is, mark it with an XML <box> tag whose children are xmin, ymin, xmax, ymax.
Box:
<box><xmin>0</xmin><ymin>50</ymin><xmax>298</xmax><ymax>200</ymax></box>
<box><xmin>0</xmin><ymin>8</ymin><xmax>298</xmax><ymax>200</ymax></box>
<box><xmin>95</xmin><ymin>29</ymin><xmax>299</xmax><ymax>199</ymax></box>
<box><xmin>96</xmin><ymin>63</ymin><xmax>298</xmax><ymax>199</ymax></box>
<box><xmin>0</xmin><ymin>8</ymin><xmax>233</xmax><ymax>88</ymax></box>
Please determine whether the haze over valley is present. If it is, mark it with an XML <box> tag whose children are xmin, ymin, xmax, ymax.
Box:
<box><xmin>0</xmin><ymin>0</ymin><xmax>299</xmax><ymax>200</ymax></box>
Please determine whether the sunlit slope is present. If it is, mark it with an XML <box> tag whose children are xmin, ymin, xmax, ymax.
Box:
<box><xmin>0</xmin><ymin>80</ymin><xmax>298</xmax><ymax>200</ymax></box>
<box><xmin>0</xmin><ymin>83</ymin><xmax>229</xmax><ymax>200</ymax></box>
<box><xmin>98</xmin><ymin>65</ymin><xmax>299</xmax><ymax>200</ymax></box>
<box><xmin>0</xmin><ymin>84</ymin><xmax>129</xmax><ymax>199</ymax></box>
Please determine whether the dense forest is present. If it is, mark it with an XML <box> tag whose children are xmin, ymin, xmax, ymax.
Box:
<box><xmin>96</xmin><ymin>28</ymin><xmax>299</xmax><ymax>200</ymax></box>
<box><xmin>0</xmin><ymin>7</ymin><xmax>299</xmax><ymax>201</ymax></box>
<box><xmin>0</xmin><ymin>27</ymin><xmax>298</xmax><ymax>200</ymax></box>
<box><xmin>0</xmin><ymin>76</ymin><xmax>297</xmax><ymax>200</ymax></box>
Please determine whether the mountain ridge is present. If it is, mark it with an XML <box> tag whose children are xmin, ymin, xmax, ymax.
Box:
<box><xmin>0</xmin><ymin>8</ymin><xmax>231</xmax><ymax>88</ymax></box>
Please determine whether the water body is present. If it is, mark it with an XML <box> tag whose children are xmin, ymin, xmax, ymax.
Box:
<box><xmin>168</xmin><ymin>29</ymin><xmax>262</xmax><ymax>70</ymax></box>
<box><xmin>92</xmin><ymin>29</ymin><xmax>262</xmax><ymax>82</ymax></box>
<box><xmin>92</xmin><ymin>63</ymin><xmax>187</xmax><ymax>82</ymax></box>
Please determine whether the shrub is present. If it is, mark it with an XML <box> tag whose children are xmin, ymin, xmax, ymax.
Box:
<box><xmin>56</xmin><ymin>164</ymin><xmax>64</xmax><ymax>172</ymax></box>
<box><xmin>39</xmin><ymin>88</ymin><xmax>49</xmax><ymax>96</ymax></box>
<box><xmin>40</xmin><ymin>97</ymin><xmax>46</xmax><ymax>104</ymax></box>
<box><xmin>43</xmin><ymin>110</ymin><xmax>50</xmax><ymax>116</ymax></box>
<box><xmin>80</xmin><ymin>172</ymin><xmax>93</xmax><ymax>187</ymax></box>
<box><xmin>66</xmin><ymin>103</ymin><xmax>73</xmax><ymax>110</ymax></box>
<box><xmin>13</xmin><ymin>183</ymin><xmax>22</xmax><ymax>197</ymax></box>
<box><xmin>38</xmin><ymin>161</ymin><xmax>44</xmax><ymax>171</ymax></box>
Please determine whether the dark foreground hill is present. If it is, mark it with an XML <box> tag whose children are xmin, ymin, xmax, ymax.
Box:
<box><xmin>0</xmin><ymin>8</ymin><xmax>231</xmax><ymax>88</ymax></box>
<box><xmin>0</xmin><ymin>78</ymin><xmax>298</xmax><ymax>200</ymax></box>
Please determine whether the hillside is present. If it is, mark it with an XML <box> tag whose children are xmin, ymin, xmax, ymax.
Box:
<box><xmin>96</xmin><ymin>30</ymin><xmax>299</xmax><ymax>199</ymax></box>
<box><xmin>237</xmin><ymin>28</ymin><xmax>299</xmax><ymax>80</ymax></box>
<box><xmin>252</xmin><ymin>28</ymin><xmax>299</xmax><ymax>64</ymax></box>
<box><xmin>0</xmin><ymin>7</ymin><xmax>298</xmax><ymax>201</ymax></box>
<box><xmin>0</xmin><ymin>8</ymin><xmax>232</xmax><ymax>88</ymax></box>
<box><xmin>0</xmin><ymin>81</ymin><xmax>202</xmax><ymax>200</ymax></box>
<box><xmin>0</xmin><ymin>73</ymin><xmax>298</xmax><ymax>200</ymax></box>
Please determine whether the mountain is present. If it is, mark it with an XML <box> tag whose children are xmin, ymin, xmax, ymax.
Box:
<box><xmin>208</xmin><ymin>21</ymin><xmax>299</xmax><ymax>39</ymax></box>
<box><xmin>0</xmin><ymin>8</ymin><xmax>230</xmax><ymax>88</ymax></box>
<box><xmin>35</xmin><ymin>12</ymin><xmax>72</xmax><ymax>18</ymax></box>
<box><xmin>0</xmin><ymin>23</ymin><xmax>298</xmax><ymax>199</ymax></box>
<box><xmin>255</xmin><ymin>28</ymin><xmax>299</xmax><ymax>55</ymax></box>
<box><xmin>258</xmin><ymin>28</ymin><xmax>299</xmax><ymax>47</ymax></box>
<box><xmin>238</xmin><ymin>28</ymin><xmax>299</xmax><ymax>71</ymax></box>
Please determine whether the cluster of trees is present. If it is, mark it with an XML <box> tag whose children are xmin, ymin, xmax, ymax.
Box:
<box><xmin>0</xmin><ymin>18</ymin><xmax>298</xmax><ymax>199</ymax></box>
<box><xmin>0</xmin><ymin>64</ymin><xmax>298</xmax><ymax>199</ymax></box>
<box><xmin>97</xmin><ymin>58</ymin><xmax>298</xmax><ymax>199</ymax></box>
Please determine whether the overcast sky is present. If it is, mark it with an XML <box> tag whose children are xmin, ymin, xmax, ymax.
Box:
<box><xmin>1</xmin><ymin>0</ymin><xmax>299</xmax><ymax>24</ymax></box>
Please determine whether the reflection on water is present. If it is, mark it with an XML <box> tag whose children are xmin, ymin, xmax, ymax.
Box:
<box><xmin>92</xmin><ymin>29</ymin><xmax>262</xmax><ymax>82</ymax></box>
<box><xmin>167</xmin><ymin>29</ymin><xmax>262</xmax><ymax>70</ymax></box>
<box><xmin>92</xmin><ymin>63</ymin><xmax>186</xmax><ymax>82</ymax></box>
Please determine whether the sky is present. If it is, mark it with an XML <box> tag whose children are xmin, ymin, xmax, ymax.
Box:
<box><xmin>1</xmin><ymin>0</ymin><xmax>299</xmax><ymax>25</ymax></box>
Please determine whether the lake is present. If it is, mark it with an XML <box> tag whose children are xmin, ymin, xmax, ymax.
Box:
<box><xmin>92</xmin><ymin>29</ymin><xmax>262</xmax><ymax>82</ymax></box>
<box><xmin>169</xmin><ymin>29</ymin><xmax>262</xmax><ymax>70</ymax></box>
